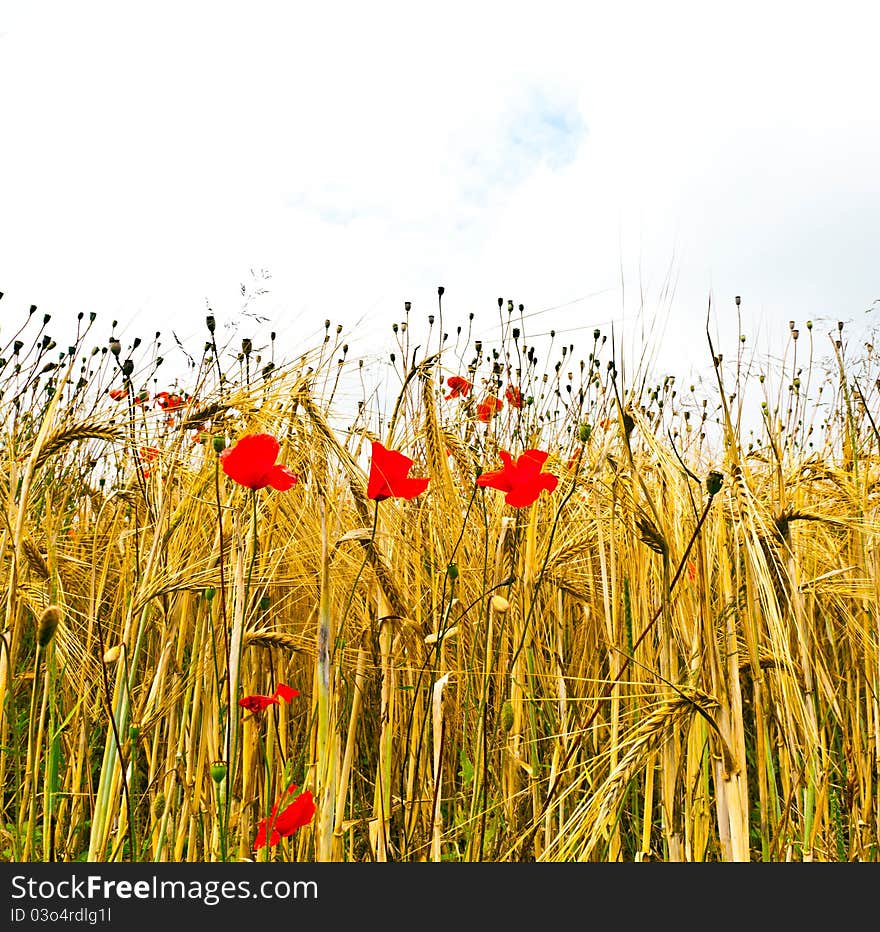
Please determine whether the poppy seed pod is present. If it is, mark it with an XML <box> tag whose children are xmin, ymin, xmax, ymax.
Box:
<box><xmin>210</xmin><ymin>761</ymin><xmax>228</xmax><ymax>784</ymax></box>
<box><xmin>706</xmin><ymin>471</ymin><xmax>724</xmax><ymax>496</ymax></box>
<box><xmin>206</xmin><ymin>314</ymin><xmax>216</xmax><ymax>333</ymax></box>
<box><xmin>438</xmin><ymin>286</ymin><xmax>445</xmax><ymax>297</ymax></box>
<box><xmin>109</xmin><ymin>338</ymin><xmax>121</xmax><ymax>357</ymax></box>
<box><xmin>37</xmin><ymin>605</ymin><xmax>61</xmax><ymax>647</ymax></box>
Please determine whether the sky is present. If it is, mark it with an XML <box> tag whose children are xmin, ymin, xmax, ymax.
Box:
<box><xmin>1</xmin><ymin>1</ymin><xmax>879</xmax><ymax>396</ymax></box>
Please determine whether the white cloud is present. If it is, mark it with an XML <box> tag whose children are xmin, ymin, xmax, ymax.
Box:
<box><xmin>1</xmin><ymin>0</ymin><xmax>878</xmax><ymax>393</ymax></box>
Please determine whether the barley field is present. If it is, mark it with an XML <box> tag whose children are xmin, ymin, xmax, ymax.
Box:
<box><xmin>2</xmin><ymin>297</ymin><xmax>878</xmax><ymax>863</ymax></box>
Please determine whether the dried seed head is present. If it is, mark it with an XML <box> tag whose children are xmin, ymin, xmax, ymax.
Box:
<box><xmin>103</xmin><ymin>644</ymin><xmax>122</xmax><ymax>664</ymax></box>
<box><xmin>490</xmin><ymin>594</ymin><xmax>510</xmax><ymax>614</ymax></box>
<box><xmin>37</xmin><ymin>605</ymin><xmax>61</xmax><ymax>647</ymax></box>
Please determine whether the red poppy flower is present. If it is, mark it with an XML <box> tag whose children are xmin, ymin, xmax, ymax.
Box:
<box><xmin>109</xmin><ymin>387</ymin><xmax>128</xmax><ymax>401</ymax></box>
<box><xmin>155</xmin><ymin>391</ymin><xmax>185</xmax><ymax>411</ymax></box>
<box><xmin>253</xmin><ymin>786</ymin><xmax>316</xmax><ymax>849</ymax></box>
<box><xmin>367</xmin><ymin>441</ymin><xmax>430</xmax><ymax>501</ymax></box>
<box><xmin>134</xmin><ymin>390</ymin><xmax>150</xmax><ymax>406</ymax></box>
<box><xmin>477</xmin><ymin>395</ymin><xmax>503</xmax><ymax>422</ymax></box>
<box><xmin>476</xmin><ymin>449</ymin><xmax>559</xmax><ymax>508</ymax></box>
<box><xmin>238</xmin><ymin>682</ymin><xmax>300</xmax><ymax>714</ymax></box>
<box><xmin>444</xmin><ymin>375</ymin><xmax>472</xmax><ymax>400</ymax></box>
<box><xmin>505</xmin><ymin>385</ymin><xmax>523</xmax><ymax>409</ymax></box>
<box><xmin>220</xmin><ymin>433</ymin><xmax>299</xmax><ymax>491</ymax></box>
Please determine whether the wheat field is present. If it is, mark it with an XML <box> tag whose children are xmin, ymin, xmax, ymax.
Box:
<box><xmin>1</xmin><ymin>299</ymin><xmax>878</xmax><ymax>863</ymax></box>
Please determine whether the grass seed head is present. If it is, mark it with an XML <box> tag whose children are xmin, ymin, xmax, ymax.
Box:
<box><xmin>36</xmin><ymin>605</ymin><xmax>61</xmax><ymax>648</ymax></box>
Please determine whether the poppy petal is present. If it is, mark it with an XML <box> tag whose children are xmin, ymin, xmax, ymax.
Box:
<box><xmin>220</xmin><ymin>433</ymin><xmax>297</xmax><ymax>492</ymax></box>
<box><xmin>476</xmin><ymin>468</ymin><xmax>513</xmax><ymax>493</ymax></box>
<box><xmin>238</xmin><ymin>694</ymin><xmax>279</xmax><ymax>713</ymax></box>
<box><xmin>367</xmin><ymin>442</ymin><xmax>429</xmax><ymax>501</ymax></box>
<box><xmin>273</xmin><ymin>683</ymin><xmax>300</xmax><ymax>702</ymax></box>
<box><xmin>268</xmin><ymin>464</ymin><xmax>299</xmax><ymax>491</ymax></box>
<box><xmin>274</xmin><ymin>791</ymin><xmax>316</xmax><ymax>837</ymax></box>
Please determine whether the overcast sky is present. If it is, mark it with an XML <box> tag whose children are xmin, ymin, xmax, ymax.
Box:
<box><xmin>2</xmin><ymin>1</ymin><xmax>878</xmax><ymax>391</ymax></box>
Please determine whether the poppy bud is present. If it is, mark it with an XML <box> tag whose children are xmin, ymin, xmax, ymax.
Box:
<box><xmin>210</xmin><ymin>761</ymin><xmax>228</xmax><ymax>784</ymax></box>
<box><xmin>500</xmin><ymin>699</ymin><xmax>514</xmax><ymax>732</ymax></box>
<box><xmin>259</xmin><ymin>595</ymin><xmax>271</xmax><ymax>611</ymax></box>
<box><xmin>205</xmin><ymin>587</ymin><xmax>216</xmax><ymax>601</ymax></box>
<box><xmin>507</xmin><ymin>300</ymin><xmax>513</xmax><ymax>313</ymax></box>
<box><xmin>213</xmin><ymin>436</ymin><xmax>226</xmax><ymax>454</ymax></box>
<box><xmin>129</xmin><ymin>724</ymin><xmax>141</xmax><ymax>741</ymax></box>
<box><xmin>579</xmin><ymin>423</ymin><xmax>592</xmax><ymax>442</ymax></box>
<box><xmin>37</xmin><ymin>605</ymin><xmax>61</xmax><ymax>647</ymax></box>
<box><xmin>447</xmin><ymin>562</ymin><xmax>459</xmax><ymax>580</ymax></box>
<box><xmin>497</xmin><ymin>297</ymin><xmax>503</xmax><ymax>308</ymax></box>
